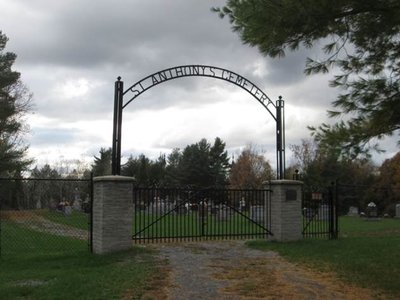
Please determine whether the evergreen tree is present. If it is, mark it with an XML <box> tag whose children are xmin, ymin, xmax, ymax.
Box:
<box><xmin>165</xmin><ymin>148</ymin><xmax>182</xmax><ymax>186</ymax></box>
<box><xmin>179</xmin><ymin>139</ymin><xmax>212</xmax><ymax>188</ymax></box>
<box><xmin>175</xmin><ymin>137</ymin><xmax>231</xmax><ymax>188</ymax></box>
<box><xmin>0</xmin><ymin>31</ymin><xmax>33</xmax><ymax>175</ymax></box>
<box><xmin>214</xmin><ymin>1</ymin><xmax>400</xmax><ymax>158</ymax></box>
<box><xmin>92</xmin><ymin>147</ymin><xmax>112</xmax><ymax>176</ymax></box>
<box><xmin>209</xmin><ymin>137</ymin><xmax>230</xmax><ymax>188</ymax></box>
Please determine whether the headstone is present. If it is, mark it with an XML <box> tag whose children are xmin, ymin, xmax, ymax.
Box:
<box><xmin>36</xmin><ymin>199</ymin><xmax>42</xmax><ymax>209</ymax></box>
<box><xmin>73</xmin><ymin>199</ymin><xmax>82</xmax><ymax>211</ymax></box>
<box><xmin>347</xmin><ymin>206</ymin><xmax>359</xmax><ymax>216</ymax></box>
<box><xmin>318</xmin><ymin>204</ymin><xmax>330</xmax><ymax>221</ymax></box>
<box><xmin>303</xmin><ymin>207</ymin><xmax>315</xmax><ymax>219</ymax></box>
<box><xmin>216</xmin><ymin>205</ymin><xmax>231</xmax><ymax>221</ymax></box>
<box><xmin>250</xmin><ymin>205</ymin><xmax>265</xmax><ymax>223</ymax></box>
<box><xmin>64</xmin><ymin>205</ymin><xmax>72</xmax><ymax>216</ymax></box>
<box><xmin>198</xmin><ymin>201</ymin><xmax>208</xmax><ymax>218</ymax></box>
<box><xmin>239</xmin><ymin>197</ymin><xmax>246</xmax><ymax>212</ymax></box>
<box><xmin>366</xmin><ymin>202</ymin><xmax>377</xmax><ymax>218</ymax></box>
<box><xmin>395</xmin><ymin>204</ymin><xmax>400</xmax><ymax>218</ymax></box>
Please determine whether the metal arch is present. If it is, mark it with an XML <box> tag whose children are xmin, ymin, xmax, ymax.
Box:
<box><xmin>122</xmin><ymin>65</ymin><xmax>277</xmax><ymax>121</ymax></box>
<box><xmin>112</xmin><ymin>65</ymin><xmax>285</xmax><ymax>179</ymax></box>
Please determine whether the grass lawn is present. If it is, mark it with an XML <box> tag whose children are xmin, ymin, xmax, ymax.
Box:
<box><xmin>0</xmin><ymin>222</ymin><xmax>165</xmax><ymax>299</ymax></box>
<box><xmin>41</xmin><ymin>210</ymin><xmax>89</xmax><ymax>231</ymax></box>
<box><xmin>133</xmin><ymin>211</ymin><xmax>269</xmax><ymax>239</ymax></box>
<box><xmin>247</xmin><ymin>216</ymin><xmax>400</xmax><ymax>297</ymax></box>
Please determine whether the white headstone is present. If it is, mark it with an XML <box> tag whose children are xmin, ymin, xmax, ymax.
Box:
<box><xmin>347</xmin><ymin>206</ymin><xmax>359</xmax><ymax>216</ymax></box>
<box><xmin>64</xmin><ymin>205</ymin><xmax>72</xmax><ymax>216</ymax></box>
<box><xmin>318</xmin><ymin>204</ymin><xmax>330</xmax><ymax>220</ymax></box>
<box><xmin>217</xmin><ymin>205</ymin><xmax>231</xmax><ymax>221</ymax></box>
<box><xmin>36</xmin><ymin>199</ymin><xmax>42</xmax><ymax>209</ymax></box>
<box><xmin>73</xmin><ymin>200</ymin><xmax>82</xmax><ymax>211</ymax></box>
<box><xmin>250</xmin><ymin>205</ymin><xmax>265</xmax><ymax>223</ymax></box>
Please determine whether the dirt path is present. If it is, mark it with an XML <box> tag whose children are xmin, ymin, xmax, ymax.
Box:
<box><xmin>6</xmin><ymin>213</ymin><xmax>87</xmax><ymax>240</ymax></box>
<box><xmin>149</xmin><ymin>241</ymin><xmax>386</xmax><ymax>300</ymax></box>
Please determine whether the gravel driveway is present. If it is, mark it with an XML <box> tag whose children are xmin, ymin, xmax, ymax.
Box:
<box><xmin>151</xmin><ymin>240</ymin><xmax>382</xmax><ymax>300</ymax></box>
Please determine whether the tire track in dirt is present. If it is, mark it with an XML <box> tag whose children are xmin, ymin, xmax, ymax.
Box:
<box><xmin>151</xmin><ymin>241</ymin><xmax>389</xmax><ymax>299</ymax></box>
<box><xmin>5</xmin><ymin>212</ymin><xmax>87</xmax><ymax>240</ymax></box>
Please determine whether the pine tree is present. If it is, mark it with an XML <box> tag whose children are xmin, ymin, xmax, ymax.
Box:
<box><xmin>0</xmin><ymin>31</ymin><xmax>33</xmax><ymax>175</ymax></box>
<box><xmin>92</xmin><ymin>148</ymin><xmax>112</xmax><ymax>176</ymax></box>
<box><xmin>209</xmin><ymin>137</ymin><xmax>230</xmax><ymax>188</ymax></box>
<box><xmin>214</xmin><ymin>1</ymin><xmax>400</xmax><ymax>158</ymax></box>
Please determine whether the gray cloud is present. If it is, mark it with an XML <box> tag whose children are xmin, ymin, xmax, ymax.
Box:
<box><xmin>3</xmin><ymin>0</ymin><xmax>395</xmax><ymax>167</ymax></box>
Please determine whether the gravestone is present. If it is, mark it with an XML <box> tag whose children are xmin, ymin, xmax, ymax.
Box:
<box><xmin>64</xmin><ymin>205</ymin><xmax>72</xmax><ymax>216</ymax></box>
<box><xmin>73</xmin><ymin>199</ymin><xmax>82</xmax><ymax>211</ymax></box>
<box><xmin>148</xmin><ymin>202</ymin><xmax>173</xmax><ymax>215</ymax></box>
<box><xmin>366</xmin><ymin>202</ymin><xmax>378</xmax><ymax>218</ymax></box>
<box><xmin>347</xmin><ymin>206</ymin><xmax>359</xmax><ymax>216</ymax></box>
<box><xmin>303</xmin><ymin>208</ymin><xmax>314</xmax><ymax>219</ymax></box>
<box><xmin>318</xmin><ymin>204</ymin><xmax>330</xmax><ymax>220</ymax></box>
<box><xmin>396</xmin><ymin>204</ymin><xmax>400</xmax><ymax>218</ymax></box>
<box><xmin>217</xmin><ymin>205</ymin><xmax>232</xmax><ymax>221</ymax></box>
<box><xmin>250</xmin><ymin>205</ymin><xmax>265</xmax><ymax>223</ymax></box>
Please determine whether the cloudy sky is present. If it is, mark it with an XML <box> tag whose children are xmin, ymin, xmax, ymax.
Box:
<box><xmin>1</xmin><ymin>0</ymin><xmax>397</xmax><ymax>172</ymax></box>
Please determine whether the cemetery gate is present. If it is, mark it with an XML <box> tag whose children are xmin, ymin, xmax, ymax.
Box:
<box><xmin>302</xmin><ymin>183</ymin><xmax>338</xmax><ymax>239</ymax></box>
<box><xmin>111</xmin><ymin>64</ymin><xmax>286</xmax><ymax>179</ymax></box>
<box><xmin>131</xmin><ymin>187</ymin><xmax>273</xmax><ymax>243</ymax></box>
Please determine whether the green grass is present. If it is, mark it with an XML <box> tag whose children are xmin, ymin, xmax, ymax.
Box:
<box><xmin>1</xmin><ymin>220</ymin><xmax>86</xmax><ymax>256</ymax></box>
<box><xmin>247</xmin><ymin>216</ymin><xmax>400</xmax><ymax>297</ymax></box>
<box><xmin>133</xmin><ymin>211</ymin><xmax>268</xmax><ymax>238</ymax></box>
<box><xmin>0</xmin><ymin>221</ymin><xmax>163</xmax><ymax>299</ymax></box>
<box><xmin>339</xmin><ymin>216</ymin><xmax>400</xmax><ymax>237</ymax></box>
<box><xmin>41</xmin><ymin>210</ymin><xmax>89</xmax><ymax>230</ymax></box>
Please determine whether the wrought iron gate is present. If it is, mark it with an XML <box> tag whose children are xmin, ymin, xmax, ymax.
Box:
<box><xmin>132</xmin><ymin>187</ymin><xmax>272</xmax><ymax>243</ymax></box>
<box><xmin>302</xmin><ymin>184</ymin><xmax>338</xmax><ymax>239</ymax></box>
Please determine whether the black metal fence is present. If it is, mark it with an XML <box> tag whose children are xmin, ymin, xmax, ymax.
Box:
<box><xmin>302</xmin><ymin>184</ymin><xmax>338</xmax><ymax>239</ymax></box>
<box><xmin>0</xmin><ymin>177</ymin><xmax>93</xmax><ymax>258</ymax></box>
<box><xmin>302</xmin><ymin>182</ymin><xmax>400</xmax><ymax>239</ymax></box>
<box><xmin>132</xmin><ymin>187</ymin><xmax>272</xmax><ymax>243</ymax></box>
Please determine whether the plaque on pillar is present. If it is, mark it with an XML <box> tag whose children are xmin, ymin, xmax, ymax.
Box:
<box><xmin>286</xmin><ymin>189</ymin><xmax>297</xmax><ymax>201</ymax></box>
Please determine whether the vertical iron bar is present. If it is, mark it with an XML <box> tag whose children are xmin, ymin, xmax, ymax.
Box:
<box><xmin>116</xmin><ymin>79</ymin><xmax>124</xmax><ymax>175</ymax></box>
<box><xmin>268</xmin><ymin>189</ymin><xmax>272</xmax><ymax>238</ymax></box>
<box><xmin>0</xmin><ymin>192</ymin><xmax>2</xmax><ymax>259</ymax></box>
<box><xmin>89</xmin><ymin>172</ymin><xmax>94</xmax><ymax>253</ymax></box>
<box><xmin>179</xmin><ymin>189</ymin><xmax>182</xmax><ymax>242</ymax></box>
<box><xmin>112</xmin><ymin>77</ymin><xmax>121</xmax><ymax>175</ymax></box>
<box><xmin>335</xmin><ymin>182</ymin><xmax>339</xmax><ymax>239</ymax></box>
<box><xmin>152</xmin><ymin>189</ymin><xmax>154</xmax><ymax>243</ymax></box>
<box><xmin>276</xmin><ymin>96</ymin><xmax>285</xmax><ymax>179</ymax></box>
<box><xmin>329</xmin><ymin>182</ymin><xmax>337</xmax><ymax>239</ymax></box>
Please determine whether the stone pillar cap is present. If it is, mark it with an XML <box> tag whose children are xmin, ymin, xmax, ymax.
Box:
<box><xmin>263</xmin><ymin>179</ymin><xmax>303</xmax><ymax>185</ymax></box>
<box><xmin>93</xmin><ymin>175</ymin><xmax>135</xmax><ymax>182</ymax></box>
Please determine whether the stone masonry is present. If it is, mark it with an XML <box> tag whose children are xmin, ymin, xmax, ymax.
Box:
<box><xmin>93</xmin><ymin>176</ymin><xmax>135</xmax><ymax>254</ymax></box>
<box><xmin>267</xmin><ymin>180</ymin><xmax>303</xmax><ymax>242</ymax></box>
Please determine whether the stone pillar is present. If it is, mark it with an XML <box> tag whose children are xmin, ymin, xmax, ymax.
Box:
<box><xmin>267</xmin><ymin>180</ymin><xmax>303</xmax><ymax>242</ymax></box>
<box><xmin>93</xmin><ymin>176</ymin><xmax>134</xmax><ymax>254</ymax></box>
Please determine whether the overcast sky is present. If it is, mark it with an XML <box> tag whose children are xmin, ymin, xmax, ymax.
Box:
<box><xmin>1</xmin><ymin>0</ymin><xmax>397</xmax><ymax>172</ymax></box>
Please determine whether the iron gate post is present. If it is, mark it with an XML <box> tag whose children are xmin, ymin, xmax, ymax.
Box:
<box><xmin>276</xmin><ymin>97</ymin><xmax>285</xmax><ymax>179</ymax></box>
<box><xmin>112</xmin><ymin>77</ymin><xmax>124</xmax><ymax>175</ymax></box>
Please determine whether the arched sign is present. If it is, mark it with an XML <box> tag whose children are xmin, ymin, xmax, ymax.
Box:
<box><xmin>112</xmin><ymin>64</ymin><xmax>285</xmax><ymax>179</ymax></box>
